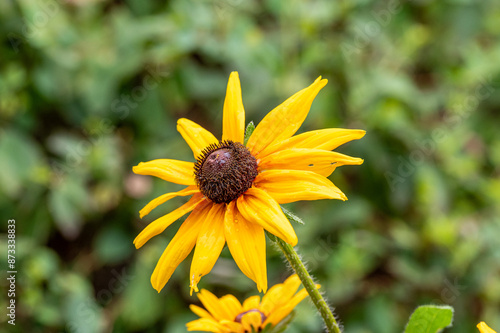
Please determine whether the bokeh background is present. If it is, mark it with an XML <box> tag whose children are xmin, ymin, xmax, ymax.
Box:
<box><xmin>1</xmin><ymin>0</ymin><xmax>500</xmax><ymax>332</ymax></box>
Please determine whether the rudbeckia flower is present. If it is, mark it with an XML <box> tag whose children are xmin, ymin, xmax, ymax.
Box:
<box><xmin>186</xmin><ymin>274</ymin><xmax>314</xmax><ymax>332</ymax></box>
<box><xmin>478</xmin><ymin>322</ymin><xmax>497</xmax><ymax>333</ymax></box>
<box><xmin>133</xmin><ymin>72</ymin><xmax>365</xmax><ymax>293</ymax></box>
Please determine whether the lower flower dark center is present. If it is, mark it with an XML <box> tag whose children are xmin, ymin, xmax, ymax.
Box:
<box><xmin>234</xmin><ymin>308</ymin><xmax>267</xmax><ymax>323</ymax></box>
<box><xmin>194</xmin><ymin>140</ymin><xmax>258</xmax><ymax>204</ymax></box>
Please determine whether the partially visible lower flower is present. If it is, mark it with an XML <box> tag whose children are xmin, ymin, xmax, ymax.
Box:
<box><xmin>186</xmin><ymin>274</ymin><xmax>313</xmax><ymax>333</ymax></box>
<box><xmin>478</xmin><ymin>322</ymin><xmax>497</xmax><ymax>333</ymax></box>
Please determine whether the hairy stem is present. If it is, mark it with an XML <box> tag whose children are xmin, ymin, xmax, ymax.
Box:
<box><xmin>275</xmin><ymin>236</ymin><xmax>341</xmax><ymax>333</ymax></box>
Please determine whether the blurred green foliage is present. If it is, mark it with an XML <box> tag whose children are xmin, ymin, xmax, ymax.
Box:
<box><xmin>1</xmin><ymin>0</ymin><xmax>500</xmax><ymax>332</ymax></box>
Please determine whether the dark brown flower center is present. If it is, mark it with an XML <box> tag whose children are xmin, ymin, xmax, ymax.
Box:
<box><xmin>194</xmin><ymin>140</ymin><xmax>258</xmax><ymax>204</ymax></box>
<box><xmin>234</xmin><ymin>308</ymin><xmax>267</xmax><ymax>324</ymax></box>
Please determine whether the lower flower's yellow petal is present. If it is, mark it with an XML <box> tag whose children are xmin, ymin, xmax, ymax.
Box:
<box><xmin>237</xmin><ymin>188</ymin><xmax>297</xmax><ymax>246</ymax></box>
<box><xmin>189</xmin><ymin>304</ymin><xmax>214</xmax><ymax>320</ymax></box>
<box><xmin>246</xmin><ymin>77</ymin><xmax>327</xmax><ymax>156</ymax></box>
<box><xmin>478</xmin><ymin>322</ymin><xmax>497</xmax><ymax>333</ymax></box>
<box><xmin>220</xmin><ymin>321</ymin><xmax>244</xmax><ymax>333</ymax></box>
<box><xmin>150</xmin><ymin>201</ymin><xmax>210</xmax><ymax>292</ymax></box>
<box><xmin>242</xmin><ymin>295</ymin><xmax>261</xmax><ymax>311</ymax></box>
<box><xmin>134</xmin><ymin>193</ymin><xmax>206</xmax><ymax>249</ymax></box>
<box><xmin>258</xmin><ymin>148</ymin><xmax>364</xmax><ymax>177</ymax></box>
<box><xmin>186</xmin><ymin>318</ymin><xmax>231</xmax><ymax>332</ymax></box>
<box><xmin>190</xmin><ymin>204</ymin><xmax>227</xmax><ymax>294</ymax></box>
<box><xmin>254</xmin><ymin>170</ymin><xmax>347</xmax><ymax>204</ymax></box>
<box><xmin>260</xmin><ymin>275</ymin><xmax>301</xmax><ymax>314</ymax></box>
<box><xmin>263</xmin><ymin>287</ymin><xmax>313</xmax><ymax>326</ymax></box>
<box><xmin>198</xmin><ymin>289</ymin><xmax>235</xmax><ymax>322</ymax></box>
<box><xmin>133</xmin><ymin>159</ymin><xmax>195</xmax><ymax>185</ymax></box>
<box><xmin>259</xmin><ymin>128</ymin><xmax>366</xmax><ymax>158</ymax></box>
<box><xmin>219</xmin><ymin>294</ymin><xmax>243</xmax><ymax>320</ymax></box>
<box><xmin>177</xmin><ymin>118</ymin><xmax>219</xmax><ymax>159</ymax></box>
<box><xmin>240</xmin><ymin>311</ymin><xmax>263</xmax><ymax>332</ymax></box>
<box><xmin>139</xmin><ymin>186</ymin><xmax>199</xmax><ymax>218</ymax></box>
<box><xmin>222</xmin><ymin>72</ymin><xmax>245</xmax><ymax>143</ymax></box>
<box><xmin>224</xmin><ymin>201</ymin><xmax>268</xmax><ymax>292</ymax></box>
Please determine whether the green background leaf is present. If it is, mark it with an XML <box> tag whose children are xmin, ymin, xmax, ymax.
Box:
<box><xmin>405</xmin><ymin>305</ymin><xmax>454</xmax><ymax>333</ymax></box>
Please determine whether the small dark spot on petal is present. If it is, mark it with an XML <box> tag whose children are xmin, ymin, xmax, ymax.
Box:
<box><xmin>308</xmin><ymin>164</ymin><xmax>314</xmax><ymax>167</ymax></box>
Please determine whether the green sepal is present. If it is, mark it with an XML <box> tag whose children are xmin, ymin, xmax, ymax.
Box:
<box><xmin>281</xmin><ymin>206</ymin><xmax>305</xmax><ymax>225</ymax></box>
<box><xmin>244</xmin><ymin>121</ymin><xmax>255</xmax><ymax>145</ymax></box>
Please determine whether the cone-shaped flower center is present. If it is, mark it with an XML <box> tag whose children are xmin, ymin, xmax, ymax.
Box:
<box><xmin>234</xmin><ymin>308</ymin><xmax>267</xmax><ymax>323</ymax></box>
<box><xmin>194</xmin><ymin>140</ymin><xmax>258</xmax><ymax>204</ymax></box>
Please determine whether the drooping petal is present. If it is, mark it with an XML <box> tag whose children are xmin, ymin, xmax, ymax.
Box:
<box><xmin>237</xmin><ymin>188</ymin><xmax>297</xmax><ymax>246</ymax></box>
<box><xmin>224</xmin><ymin>201</ymin><xmax>268</xmax><ymax>292</ymax></box>
<box><xmin>258</xmin><ymin>148</ymin><xmax>364</xmax><ymax>177</ymax></box>
<box><xmin>198</xmin><ymin>289</ymin><xmax>236</xmax><ymax>322</ymax></box>
<box><xmin>259</xmin><ymin>128</ymin><xmax>366</xmax><ymax>158</ymax></box>
<box><xmin>246</xmin><ymin>77</ymin><xmax>327</xmax><ymax>156</ymax></box>
<box><xmin>133</xmin><ymin>159</ymin><xmax>195</xmax><ymax>185</ymax></box>
<box><xmin>177</xmin><ymin>118</ymin><xmax>219</xmax><ymax>159</ymax></box>
<box><xmin>222</xmin><ymin>72</ymin><xmax>245</xmax><ymax>143</ymax></box>
<box><xmin>190</xmin><ymin>204</ymin><xmax>227</xmax><ymax>294</ymax></box>
<box><xmin>150</xmin><ymin>200</ymin><xmax>211</xmax><ymax>292</ymax></box>
<box><xmin>242</xmin><ymin>295</ymin><xmax>261</xmax><ymax>311</ymax></box>
<box><xmin>139</xmin><ymin>186</ymin><xmax>200</xmax><ymax>218</ymax></box>
<box><xmin>189</xmin><ymin>304</ymin><xmax>214</xmax><ymax>320</ymax></box>
<box><xmin>134</xmin><ymin>193</ymin><xmax>206</xmax><ymax>249</ymax></box>
<box><xmin>254</xmin><ymin>170</ymin><xmax>347</xmax><ymax>204</ymax></box>
<box><xmin>186</xmin><ymin>318</ymin><xmax>231</xmax><ymax>332</ymax></box>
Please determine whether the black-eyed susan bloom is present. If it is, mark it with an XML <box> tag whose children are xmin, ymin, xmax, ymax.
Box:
<box><xmin>186</xmin><ymin>274</ymin><xmax>313</xmax><ymax>333</ymax></box>
<box><xmin>133</xmin><ymin>72</ymin><xmax>365</xmax><ymax>293</ymax></box>
<box><xmin>478</xmin><ymin>322</ymin><xmax>497</xmax><ymax>333</ymax></box>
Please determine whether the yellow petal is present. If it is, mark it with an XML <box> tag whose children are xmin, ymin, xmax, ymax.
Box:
<box><xmin>198</xmin><ymin>289</ymin><xmax>235</xmax><ymax>322</ymax></box>
<box><xmin>254</xmin><ymin>170</ymin><xmax>347</xmax><ymax>204</ymax></box>
<box><xmin>259</xmin><ymin>128</ymin><xmax>366</xmax><ymax>158</ymax></box>
<box><xmin>237</xmin><ymin>188</ymin><xmax>297</xmax><ymax>246</ymax></box>
<box><xmin>186</xmin><ymin>318</ymin><xmax>231</xmax><ymax>332</ymax></box>
<box><xmin>240</xmin><ymin>311</ymin><xmax>263</xmax><ymax>332</ymax></box>
<box><xmin>258</xmin><ymin>148</ymin><xmax>364</xmax><ymax>177</ymax></box>
<box><xmin>260</xmin><ymin>274</ymin><xmax>301</xmax><ymax>314</ymax></box>
<box><xmin>149</xmin><ymin>201</ymin><xmax>210</xmax><ymax>292</ymax></box>
<box><xmin>134</xmin><ymin>193</ymin><xmax>206</xmax><ymax>249</ymax></box>
<box><xmin>139</xmin><ymin>186</ymin><xmax>200</xmax><ymax>218</ymax></box>
<box><xmin>224</xmin><ymin>201</ymin><xmax>268</xmax><ymax>292</ymax></box>
<box><xmin>133</xmin><ymin>159</ymin><xmax>195</xmax><ymax>185</ymax></box>
<box><xmin>222</xmin><ymin>72</ymin><xmax>245</xmax><ymax>143</ymax></box>
<box><xmin>242</xmin><ymin>295</ymin><xmax>261</xmax><ymax>311</ymax></box>
<box><xmin>219</xmin><ymin>294</ymin><xmax>243</xmax><ymax>320</ymax></box>
<box><xmin>478</xmin><ymin>322</ymin><xmax>497</xmax><ymax>333</ymax></box>
<box><xmin>189</xmin><ymin>304</ymin><xmax>214</xmax><ymax>320</ymax></box>
<box><xmin>263</xmin><ymin>288</ymin><xmax>309</xmax><ymax>326</ymax></box>
<box><xmin>190</xmin><ymin>204</ymin><xmax>227</xmax><ymax>294</ymax></box>
<box><xmin>177</xmin><ymin>118</ymin><xmax>219</xmax><ymax>159</ymax></box>
<box><xmin>219</xmin><ymin>320</ymin><xmax>244</xmax><ymax>333</ymax></box>
<box><xmin>246</xmin><ymin>77</ymin><xmax>327</xmax><ymax>156</ymax></box>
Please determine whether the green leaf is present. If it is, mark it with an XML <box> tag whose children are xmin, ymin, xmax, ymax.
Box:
<box><xmin>244</xmin><ymin>121</ymin><xmax>255</xmax><ymax>145</ymax></box>
<box><xmin>281</xmin><ymin>206</ymin><xmax>305</xmax><ymax>225</ymax></box>
<box><xmin>404</xmin><ymin>305</ymin><xmax>454</xmax><ymax>333</ymax></box>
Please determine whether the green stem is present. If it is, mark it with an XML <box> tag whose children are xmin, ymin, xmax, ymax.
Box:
<box><xmin>275</xmin><ymin>237</ymin><xmax>341</xmax><ymax>333</ymax></box>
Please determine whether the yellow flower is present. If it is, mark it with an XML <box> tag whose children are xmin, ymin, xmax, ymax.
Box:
<box><xmin>186</xmin><ymin>274</ymin><xmax>314</xmax><ymax>333</ymax></box>
<box><xmin>133</xmin><ymin>72</ymin><xmax>365</xmax><ymax>293</ymax></box>
<box><xmin>478</xmin><ymin>322</ymin><xmax>497</xmax><ymax>333</ymax></box>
